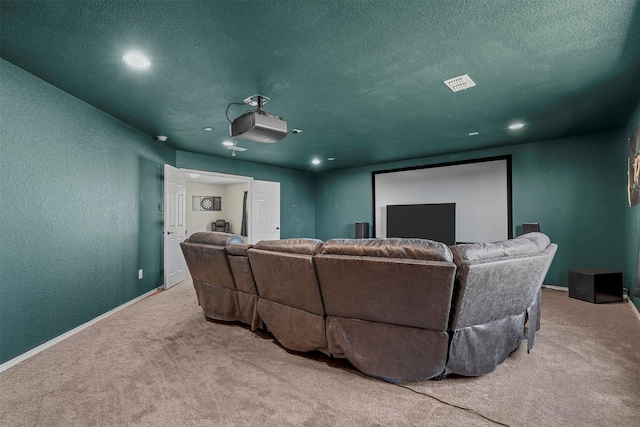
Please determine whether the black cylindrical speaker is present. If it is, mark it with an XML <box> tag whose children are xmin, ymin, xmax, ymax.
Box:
<box><xmin>355</xmin><ymin>222</ymin><xmax>370</xmax><ymax>239</ymax></box>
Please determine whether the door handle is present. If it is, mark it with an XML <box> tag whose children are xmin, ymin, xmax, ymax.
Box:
<box><xmin>167</xmin><ymin>231</ymin><xmax>174</xmax><ymax>235</ymax></box>
<box><xmin>276</xmin><ymin>227</ymin><xmax>280</xmax><ymax>230</ymax></box>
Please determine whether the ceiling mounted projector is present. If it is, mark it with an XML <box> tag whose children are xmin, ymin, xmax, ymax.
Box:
<box><xmin>229</xmin><ymin>94</ymin><xmax>288</xmax><ymax>143</ymax></box>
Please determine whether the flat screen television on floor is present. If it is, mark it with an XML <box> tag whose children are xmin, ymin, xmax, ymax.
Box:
<box><xmin>386</xmin><ymin>203</ymin><xmax>456</xmax><ymax>245</ymax></box>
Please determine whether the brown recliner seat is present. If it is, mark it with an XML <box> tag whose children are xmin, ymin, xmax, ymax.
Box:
<box><xmin>315</xmin><ymin>238</ymin><xmax>457</xmax><ymax>383</ymax></box>
<box><xmin>226</xmin><ymin>243</ymin><xmax>263</xmax><ymax>330</ymax></box>
<box><xmin>180</xmin><ymin>231</ymin><xmax>245</xmax><ymax>323</ymax></box>
<box><xmin>446</xmin><ymin>232</ymin><xmax>557</xmax><ymax>377</ymax></box>
<box><xmin>248</xmin><ymin>239</ymin><xmax>328</xmax><ymax>354</ymax></box>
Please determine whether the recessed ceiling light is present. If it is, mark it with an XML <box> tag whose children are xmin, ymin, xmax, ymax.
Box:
<box><xmin>203</xmin><ymin>127</ymin><xmax>213</xmax><ymax>132</ymax></box>
<box><xmin>508</xmin><ymin>122</ymin><xmax>525</xmax><ymax>130</ymax></box>
<box><xmin>156</xmin><ymin>135</ymin><xmax>167</xmax><ymax>142</ymax></box>
<box><xmin>189</xmin><ymin>173</ymin><xmax>200</xmax><ymax>179</ymax></box>
<box><xmin>328</xmin><ymin>157</ymin><xmax>335</xmax><ymax>161</ymax></box>
<box><xmin>223</xmin><ymin>141</ymin><xmax>234</xmax><ymax>147</ymax></box>
<box><xmin>123</xmin><ymin>51</ymin><xmax>151</xmax><ymax>70</ymax></box>
<box><xmin>468</xmin><ymin>132</ymin><xmax>479</xmax><ymax>136</ymax></box>
<box><xmin>311</xmin><ymin>159</ymin><xmax>321</xmax><ymax>165</ymax></box>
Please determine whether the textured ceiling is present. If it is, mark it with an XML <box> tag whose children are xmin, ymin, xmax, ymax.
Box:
<box><xmin>1</xmin><ymin>0</ymin><xmax>639</xmax><ymax>171</ymax></box>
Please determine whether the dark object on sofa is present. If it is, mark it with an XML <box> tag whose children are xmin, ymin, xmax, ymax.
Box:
<box><xmin>213</xmin><ymin>219</ymin><xmax>230</xmax><ymax>233</ymax></box>
<box><xmin>180</xmin><ymin>232</ymin><xmax>249</xmax><ymax>323</ymax></box>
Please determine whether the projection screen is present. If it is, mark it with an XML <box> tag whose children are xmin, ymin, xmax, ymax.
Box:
<box><xmin>373</xmin><ymin>156</ymin><xmax>512</xmax><ymax>243</ymax></box>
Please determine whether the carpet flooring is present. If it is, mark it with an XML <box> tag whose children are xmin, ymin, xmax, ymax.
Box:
<box><xmin>1</xmin><ymin>279</ymin><xmax>638</xmax><ymax>426</ymax></box>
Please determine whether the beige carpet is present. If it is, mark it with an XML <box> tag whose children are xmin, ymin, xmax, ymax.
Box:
<box><xmin>1</xmin><ymin>279</ymin><xmax>638</xmax><ymax>427</ymax></box>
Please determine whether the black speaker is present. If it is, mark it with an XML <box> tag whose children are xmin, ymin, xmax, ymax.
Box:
<box><xmin>522</xmin><ymin>223</ymin><xmax>540</xmax><ymax>234</ymax></box>
<box><xmin>355</xmin><ymin>222</ymin><xmax>370</xmax><ymax>239</ymax></box>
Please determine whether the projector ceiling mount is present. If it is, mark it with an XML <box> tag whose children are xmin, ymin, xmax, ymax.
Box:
<box><xmin>243</xmin><ymin>94</ymin><xmax>270</xmax><ymax>108</ymax></box>
<box><xmin>227</xmin><ymin>94</ymin><xmax>288</xmax><ymax>143</ymax></box>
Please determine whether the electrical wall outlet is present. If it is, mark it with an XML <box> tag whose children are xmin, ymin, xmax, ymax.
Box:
<box><xmin>138</xmin><ymin>269</ymin><xmax>143</xmax><ymax>280</ymax></box>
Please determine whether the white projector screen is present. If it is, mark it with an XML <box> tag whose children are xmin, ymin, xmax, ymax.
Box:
<box><xmin>373</xmin><ymin>156</ymin><xmax>512</xmax><ymax>243</ymax></box>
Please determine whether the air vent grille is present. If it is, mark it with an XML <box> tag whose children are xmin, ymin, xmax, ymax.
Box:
<box><xmin>443</xmin><ymin>74</ymin><xmax>476</xmax><ymax>92</ymax></box>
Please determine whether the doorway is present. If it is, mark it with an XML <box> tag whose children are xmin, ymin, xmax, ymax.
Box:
<box><xmin>162</xmin><ymin>166</ymin><xmax>280</xmax><ymax>289</ymax></box>
<box><xmin>181</xmin><ymin>169</ymin><xmax>253</xmax><ymax>241</ymax></box>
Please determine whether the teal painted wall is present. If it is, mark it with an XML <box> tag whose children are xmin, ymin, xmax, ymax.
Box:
<box><xmin>0</xmin><ymin>55</ymin><xmax>633</xmax><ymax>365</ymax></box>
<box><xmin>315</xmin><ymin>132</ymin><xmax>626</xmax><ymax>287</ymax></box>
<box><xmin>176</xmin><ymin>151</ymin><xmax>316</xmax><ymax>239</ymax></box>
<box><xmin>0</xmin><ymin>59</ymin><xmax>176</xmax><ymax>363</ymax></box>
<box><xmin>622</xmin><ymin>105</ymin><xmax>640</xmax><ymax>310</ymax></box>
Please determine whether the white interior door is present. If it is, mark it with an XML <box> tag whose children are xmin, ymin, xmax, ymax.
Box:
<box><xmin>163</xmin><ymin>164</ymin><xmax>186</xmax><ymax>289</ymax></box>
<box><xmin>252</xmin><ymin>180</ymin><xmax>280</xmax><ymax>242</ymax></box>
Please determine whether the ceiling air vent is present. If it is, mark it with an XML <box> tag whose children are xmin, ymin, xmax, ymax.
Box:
<box><xmin>443</xmin><ymin>74</ymin><xmax>476</xmax><ymax>92</ymax></box>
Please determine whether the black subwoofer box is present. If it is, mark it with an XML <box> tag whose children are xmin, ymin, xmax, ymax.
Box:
<box><xmin>568</xmin><ymin>268</ymin><xmax>623</xmax><ymax>304</ymax></box>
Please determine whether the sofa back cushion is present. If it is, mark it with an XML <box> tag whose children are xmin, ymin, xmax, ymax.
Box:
<box><xmin>253</xmin><ymin>238</ymin><xmax>324</xmax><ymax>255</ymax></box>
<box><xmin>248</xmin><ymin>239</ymin><xmax>325</xmax><ymax>315</ymax></box>
<box><xmin>320</xmin><ymin>238</ymin><xmax>453</xmax><ymax>262</ymax></box>
<box><xmin>449</xmin><ymin>232</ymin><xmax>557</xmax><ymax>329</ymax></box>
<box><xmin>188</xmin><ymin>231</ymin><xmax>244</xmax><ymax>246</ymax></box>
<box><xmin>452</xmin><ymin>232</ymin><xmax>550</xmax><ymax>261</ymax></box>
<box><xmin>315</xmin><ymin>239</ymin><xmax>456</xmax><ymax>330</ymax></box>
<box><xmin>226</xmin><ymin>244</ymin><xmax>258</xmax><ymax>295</ymax></box>
<box><xmin>180</xmin><ymin>232</ymin><xmax>242</xmax><ymax>291</ymax></box>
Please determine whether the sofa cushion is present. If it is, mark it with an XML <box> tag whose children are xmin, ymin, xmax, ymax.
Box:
<box><xmin>228</xmin><ymin>256</ymin><xmax>257</xmax><ymax>293</ymax></box>
<box><xmin>519</xmin><ymin>232</ymin><xmax>552</xmax><ymax>251</ymax></box>
<box><xmin>315</xmin><ymin>256</ymin><xmax>456</xmax><ymax>330</ymax></box>
<box><xmin>187</xmin><ymin>231</ymin><xmax>244</xmax><ymax>246</ymax></box>
<box><xmin>450</xmin><ymin>232</ymin><xmax>550</xmax><ymax>262</ymax></box>
<box><xmin>249</xmin><ymin>250</ymin><xmax>325</xmax><ymax>315</ymax></box>
<box><xmin>253</xmin><ymin>238</ymin><xmax>324</xmax><ymax>255</ymax></box>
<box><xmin>321</xmin><ymin>238</ymin><xmax>453</xmax><ymax>262</ymax></box>
<box><xmin>180</xmin><ymin>242</ymin><xmax>236</xmax><ymax>291</ymax></box>
<box><xmin>226</xmin><ymin>243</ymin><xmax>253</xmax><ymax>256</ymax></box>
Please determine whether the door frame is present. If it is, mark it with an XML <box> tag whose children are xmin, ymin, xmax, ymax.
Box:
<box><xmin>251</xmin><ymin>180</ymin><xmax>281</xmax><ymax>242</ymax></box>
<box><xmin>178</xmin><ymin>168</ymin><xmax>255</xmax><ymax>243</ymax></box>
<box><xmin>163</xmin><ymin>164</ymin><xmax>187</xmax><ymax>289</ymax></box>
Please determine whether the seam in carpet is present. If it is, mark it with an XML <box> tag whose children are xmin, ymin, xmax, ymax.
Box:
<box><xmin>393</xmin><ymin>383</ymin><xmax>511</xmax><ymax>427</ymax></box>
<box><xmin>342</xmin><ymin>367</ymin><xmax>511</xmax><ymax>426</ymax></box>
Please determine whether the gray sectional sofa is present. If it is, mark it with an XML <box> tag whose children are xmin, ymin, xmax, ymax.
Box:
<box><xmin>180</xmin><ymin>232</ymin><xmax>557</xmax><ymax>383</ymax></box>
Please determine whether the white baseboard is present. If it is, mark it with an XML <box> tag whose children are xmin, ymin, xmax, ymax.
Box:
<box><xmin>0</xmin><ymin>287</ymin><xmax>161</xmax><ymax>373</ymax></box>
<box><xmin>542</xmin><ymin>284</ymin><xmax>568</xmax><ymax>292</ymax></box>
<box><xmin>630</xmin><ymin>298</ymin><xmax>640</xmax><ymax>323</ymax></box>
